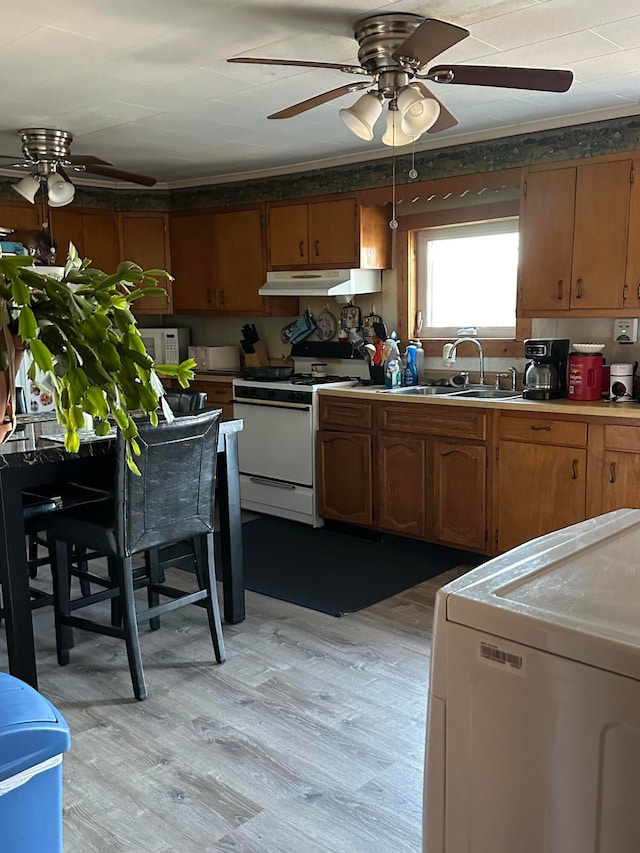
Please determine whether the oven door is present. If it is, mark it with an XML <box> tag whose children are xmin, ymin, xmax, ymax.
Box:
<box><xmin>233</xmin><ymin>400</ymin><xmax>314</xmax><ymax>485</ymax></box>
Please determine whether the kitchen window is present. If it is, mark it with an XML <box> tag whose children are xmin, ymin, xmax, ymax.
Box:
<box><xmin>415</xmin><ymin>217</ymin><xmax>519</xmax><ymax>339</ymax></box>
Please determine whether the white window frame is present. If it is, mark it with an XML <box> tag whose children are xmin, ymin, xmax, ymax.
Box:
<box><xmin>415</xmin><ymin>217</ymin><xmax>519</xmax><ymax>340</ymax></box>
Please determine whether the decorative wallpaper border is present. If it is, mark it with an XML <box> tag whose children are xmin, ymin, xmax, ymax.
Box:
<box><xmin>2</xmin><ymin>114</ymin><xmax>639</xmax><ymax>213</ymax></box>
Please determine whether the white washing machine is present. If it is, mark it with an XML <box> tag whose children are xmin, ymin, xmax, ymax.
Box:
<box><xmin>424</xmin><ymin>508</ymin><xmax>640</xmax><ymax>853</ymax></box>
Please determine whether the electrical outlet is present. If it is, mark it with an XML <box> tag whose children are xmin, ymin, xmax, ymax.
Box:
<box><xmin>614</xmin><ymin>318</ymin><xmax>638</xmax><ymax>343</ymax></box>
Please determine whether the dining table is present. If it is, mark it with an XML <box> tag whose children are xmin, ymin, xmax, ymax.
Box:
<box><xmin>0</xmin><ymin>412</ymin><xmax>245</xmax><ymax>690</ymax></box>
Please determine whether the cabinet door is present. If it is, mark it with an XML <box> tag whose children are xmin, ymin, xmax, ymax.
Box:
<box><xmin>268</xmin><ymin>204</ymin><xmax>308</xmax><ymax>267</ymax></box>
<box><xmin>601</xmin><ymin>450</ymin><xmax>640</xmax><ymax>513</ymax></box>
<box><xmin>376</xmin><ymin>435</ymin><xmax>427</xmax><ymax>538</ymax></box>
<box><xmin>433</xmin><ymin>441</ymin><xmax>486</xmax><ymax>551</ymax></box>
<box><xmin>82</xmin><ymin>212</ymin><xmax>120</xmax><ymax>272</ymax></box>
<box><xmin>189</xmin><ymin>380</ymin><xmax>234</xmax><ymax>420</ymax></box>
<box><xmin>212</xmin><ymin>207</ymin><xmax>264</xmax><ymax>314</ymax></box>
<box><xmin>120</xmin><ymin>213</ymin><xmax>172</xmax><ymax>314</ymax></box>
<box><xmin>571</xmin><ymin>160</ymin><xmax>631</xmax><ymax>309</ymax></box>
<box><xmin>0</xmin><ymin>203</ymin><xmax>42</xmax><ymax>233</ymax></box>
<box><xmin>49</xmin><ymin>209</ymin><xmax>85</xmax><ymax>260</ymax></box>
<box><xmin>317</xmin><ymin>431</ymin><xmax>372</xmax><ymax>526</ymax></box>
<box><xmin>170</xmin><ymin>213</ymin><xmax>216</xmax><ymax>312</ymax></box>
<box><xmin>309</xmin><ymin>198</ymin><xmax>358</xmax><ymax>267</ymax></box>
<box><xmin>519</xmin><ymin>168</ymin><xmax>575</xmax><ymax>311</ymax></box>
<box><xmin>497</xmin><ymin>441</ymin><xmax>586</xmax><ymax>553</ymax></box>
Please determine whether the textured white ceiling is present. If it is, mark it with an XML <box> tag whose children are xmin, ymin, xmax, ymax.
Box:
<box><xmin>0</xmin><ymin>0</ymin><xmax>639</xmax><ymax>186</ymax></box>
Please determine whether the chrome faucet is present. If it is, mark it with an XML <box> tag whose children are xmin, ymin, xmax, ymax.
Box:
<box><xmin>508</xmin><ymin>365</ymin><xmax>518</xmax><ymax>391</ymax></box>
<box><xmin>449</xmin><ymin>338</ymin><xmax>486</xmax><ymax>386</ymax></box>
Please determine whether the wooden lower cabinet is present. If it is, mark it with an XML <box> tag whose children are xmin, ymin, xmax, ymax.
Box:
<box><xmin>496</xmin><ymin>441</ymin><xmax>587</xmax><ymax>553</ymax></box>
<box><xmin>433</xmin><ymin>441</ymin><xmax>487</xmax><ymax>551</ymax></box>
<box><xmin>600</xmin><ymin>450</ymin><xmax>640</xmax><ymax>513</ymax></box>
<box><xmin>376</xmin><ymin>435</ymin><xmax>427</xmax><ymax>538</ymax></box>
<box><xmin>317</xmin><ymin>431</ymin><xmax>372</xmax><ymax>526</ymax></box>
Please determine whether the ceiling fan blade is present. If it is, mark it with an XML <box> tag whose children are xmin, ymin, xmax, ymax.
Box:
<box><xmin>429</xmin><ymin>64</ymin><xmax>574</xmax><ymax>92</ymax></box>
<box><xmin>412</xmin><ymin>82</ymin><xmax>459</xmax><ymax>134</ymax></box>
<box><xmin>68</xmin><ymin>154</ymin><xmax>114</xmax><ymax>166</ymax></box>
<box><xmin>393</xmin><ymin>18</ymin><xmax>469</xmax><ymax>68</ymax></box>
<box><xmin>83</xmin><ymin>164</ymin><xmax>157</xmax><ymax>186</ymax></box>
<box><xmin>269</xmin><ymin>81</ymin><xmax>371</xmax><ymax>119</ymax></box>
<box><xmin>228</xmin><ymin>57</ymin><xmax>366</xmax><ymax>74</ymax></box>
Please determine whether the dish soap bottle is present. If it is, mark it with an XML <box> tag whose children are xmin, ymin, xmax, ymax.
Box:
<box><xmin>404</xmin><ymin>345</ymin><xmax>419</xmax><ymax>386</ymax></box>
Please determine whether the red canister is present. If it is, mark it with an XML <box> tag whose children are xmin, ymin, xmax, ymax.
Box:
<box><xmin>568</xmin><ymin>353</ymin><xmax>603</xmax><ymax>401</ymax></box>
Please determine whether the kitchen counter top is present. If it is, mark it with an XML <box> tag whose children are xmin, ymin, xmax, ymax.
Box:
<box><xmin>318</xmin><ymin>384</ymin><xmax>640</xmax><ymax>419</ymax></box>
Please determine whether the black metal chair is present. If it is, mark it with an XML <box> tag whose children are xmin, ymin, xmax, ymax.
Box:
<box><xmin>164</xmin><ymin>389</ymin><xmax>208</xmax><ymax>413</ymax></box>
<box><xmin>49</xmin><ymin>408</ymin><xmax>225</xmax><ymax>701</ymax></box>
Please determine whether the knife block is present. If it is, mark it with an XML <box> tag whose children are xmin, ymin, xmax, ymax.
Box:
<box><xmin>244</xmin><ymin>340</ymin><xmax>270</xmax><ymax>367</ymax></box>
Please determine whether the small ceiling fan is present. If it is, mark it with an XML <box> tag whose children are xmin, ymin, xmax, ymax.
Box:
<box><xmin>228</xmin><ymin>12</ymin><xmax>573</xmax><ymax>145</ymax></box>
<box><xmin>0</xmin><ymin>128</ymin><xmax>156</xmax><ymax>207</ymax></box>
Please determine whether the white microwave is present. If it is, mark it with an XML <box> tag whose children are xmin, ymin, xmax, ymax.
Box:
<box><xmin>139</xmin><ymin>328</ymin><xmax>190</xmax><ymax>365</ymax></box>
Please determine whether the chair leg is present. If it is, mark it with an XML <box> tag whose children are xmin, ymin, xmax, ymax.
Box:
<box><xmin>146</xmin><ymin>549</ymin><xmax>161</xmax><ymax>631</ymax></box>
<box><xmin>75</xmin><ymin>546</ymin><xmax>92</xmax><ymax>597</ymax></box>
<box><xmin>52</xmin><ymin>539</ymin><xmax>74</xmax><ymax>666</ymax></box>
<box><xmin>108</xmin><ymin>555</ymin><xmax>122</xmax><ymax>628</ymax></box>
<box><xmin>28</xmin><ymin>533</ymin><xmax>39</xmax><ymax>578</ymax></box>
<box><xmin>194</xmin><ymin>533</ymin><xmax>226</xmax><ymax>664</ymax></box>
<box><xmin>119</xmin><ymin>555</ymin><xmax>147</xmax><ymax>701</ymax></box>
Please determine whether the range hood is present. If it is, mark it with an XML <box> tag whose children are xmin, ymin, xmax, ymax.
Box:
<box><xmin>259</xmin><ymin>269</ymin><xmax>381</xmax><ymax>303</ymax></box>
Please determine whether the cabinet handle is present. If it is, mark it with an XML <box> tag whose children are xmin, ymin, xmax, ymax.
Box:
<box><xmin>219</xmin><ymin>289</ymin><xmax>225</xmax><ymax>306</ymax></box>
<box><xmin>299</xmin><ymin>240</ymin><xmax>304</xmax><ymax>258</ymax></box>
<box><xmin>637</xmin><ymin>283</ymin><xmax>640</xmax><ymax>302</ymax></box>
<box><xmin>572</xmin><ymin>459</ymin><xmax>579</xmax><ymax>480</ymax></box>
<box><xmin>624</xmin><ymin>284</ymin><xmax>629</xmax><ymax>301</ymax></box>
<box><xmin>206</xmin><ymin>288</ymin><xmax>212</xmax><ymax>305</ymax></box>
<box><xmin>557</xmin><ymin>280</ymin><xmax>563</xmax><ymax>301</ymax></box>
<box><xmin>314</xmin><ymin>239</ymin><xmax>320</xmax><ymax>257</ymax></box>
<box><xmin>530</xmin><ymin>425</ymin><xmax>551</xmax><ymax>431</ymax></box>
<box><xmin>575</xmin><ymin>277</ymin><xmax>583</xmax><ymax>299</ymax></box>
<box><xmin>610</xmin><ymin>462</ymin><xmax>617</xmax><ymax>484</ymax></box>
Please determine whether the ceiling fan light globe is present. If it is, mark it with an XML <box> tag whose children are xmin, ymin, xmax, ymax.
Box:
<box><xmin>339</xmin><ymin>93</ymin><xmax>383</xmax><ymax>142</ymax></box>
<box><xmin>381</xmin><ymin>110</ymin><xmax>420</xmax><ymax>147</ymax></box>
<box><xmin>47</xmin><ymin>173</ymin><xmax>75</xmax><ymax>207</ymax></box>
<box><xmin>397</xmin><ymin>86</ymin><xmax>441</xmax><ymax>135</ymax></box>
<box><xmin>12</xmin><ymin>175</ymin><xmax>40</xmax><ymax>204</ymax></box>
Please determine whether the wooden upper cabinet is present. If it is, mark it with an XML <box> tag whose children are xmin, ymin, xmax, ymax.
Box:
<box><xmin>308</xmin><ymin>198</ymin><xmax>358</xmax><ymax>266</ymax></box>
<box><xmin>519</xmin><ymin>168</ymin><xmax>575</xmax><ymax>312</ymax></box>
<box><xmin>49</xmin><ymin>208</ymin><xmax>119</xmax><ymax>272</ymax></box>
<box><xmin>0</xmin><ymin>203</ymin><xmax>42</xmax><ymax>233</ymax></box>
<box><xmin>212</xmin><ymin>207</ymin><xmax>265</xmax><ymax>315</ymax></box>
<box><xmin>119</xmin><ymin>213</ymin><xmax>172</xmax><ymax>314</ymax></box>
<box><xmin>624</xmin><ymin>158</ymin><xmax>640</xmax><ymax>311</ymax></box>
<box><xmin>268</xmin><ymin>203</ymin><xmax>308</xmax><ymax>266</ymax></box>
<box><xmin>267</xmin><ymin>197</ymin><xmax>390</xmax><ymax>270</ymax></box>
<box><xmin>519</xmin><ymin>159</ymin><xmax>632</xmax><ymax>314</ymax></box>
<box><xmin>170</xmin><ymin>212</ymin><xmax>216</xmax><ymax>313</ymax></box>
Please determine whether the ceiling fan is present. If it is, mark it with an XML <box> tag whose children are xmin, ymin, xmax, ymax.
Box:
<box><xmin>228</xmin><ymin>12</ymin><xmax>573</xmax><ymax>146</ymax></box>
<box><xmin>0</xmin><ymin>128</ymin><xmax>156</xmax><ymax>208</ymax></box>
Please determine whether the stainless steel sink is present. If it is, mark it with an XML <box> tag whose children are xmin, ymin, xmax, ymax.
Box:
<box><xmin>377</xmin><ymin>386</ymin><xmax>457</xmax><ymax>395</ymax></box>
<box><xmin>451</xmin><ymin>389</ymin><xmax>522</xmax><ymax>400</ymax></box>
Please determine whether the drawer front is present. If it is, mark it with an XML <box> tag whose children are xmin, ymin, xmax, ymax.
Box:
<box><xmin>603</xmin><ymin>423</ymin><xmax>640</xmax><ymax>452</ymax></box>
<box><xmin>319</xmin><ymin>397</ymin><xmax>373</xmax><ymax>431</ymax></box>
<box><xmin>498</xmin><ymin>414</ymin><xmax>587</xmax><ymax>446</ymax></box>
<box><xmin>379</xmin><ymin>404</ymin><xmax>486</xmax><ymax>440</ymax></box>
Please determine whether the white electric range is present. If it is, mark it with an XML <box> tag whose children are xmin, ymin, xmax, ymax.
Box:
<box><xmin>233</xmin><ymin>371</ymin><xmax>361</xmax><ymax>526</ymax></box>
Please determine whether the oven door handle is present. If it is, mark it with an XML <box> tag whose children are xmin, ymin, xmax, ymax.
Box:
<box><xmin>248</xmin><ymin>477</ymin><xmax>296</xmax><ymax>490</ymax></box>
<box><xmin>232</xmin><ymin>400</ymin><xmax>311</xmax><ymax>412</ymax></box>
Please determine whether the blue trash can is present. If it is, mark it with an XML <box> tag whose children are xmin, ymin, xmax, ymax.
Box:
<box><xmin>0</xmin><ymin>674</ymin><xmax>71</xmax><ymax>852</ymax></box>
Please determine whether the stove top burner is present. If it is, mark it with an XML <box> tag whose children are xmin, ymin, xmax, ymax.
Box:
<box><xmin>291</xmin><ymin>373</ymin><xmax>356</xmax><ymax>386</ymax></box>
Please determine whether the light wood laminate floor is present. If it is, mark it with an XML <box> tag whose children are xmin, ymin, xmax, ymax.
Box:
<box><xmin>3</xmin><ymin>556</ymin><xmax>471</xmax><ymax>853</ymax></box>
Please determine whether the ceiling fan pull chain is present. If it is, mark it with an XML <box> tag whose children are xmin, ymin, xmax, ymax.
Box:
<box><xmin>389</xmin><ymin>127</ymin><xmax>398</xmax><ymax>231</ymax></box>
<box><xmin>409</xmin><ymin>142</ymin><xmax>418</xmax><ymax>180</ymax></box>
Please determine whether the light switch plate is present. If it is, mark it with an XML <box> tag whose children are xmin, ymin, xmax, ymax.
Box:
<box><xmin>614</xmin><ymin>318</ymin><xmax>639</xmax><ymax>343</ymax></box>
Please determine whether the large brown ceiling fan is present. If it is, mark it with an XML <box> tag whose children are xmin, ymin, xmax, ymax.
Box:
<box><xmin>228</xmin><ymin>13</ymin><xmax>573</xmax><ymax>144</ymax></box>
<box><xmin>0</xmin><ymin>128</ymin><xmax>156</xmax><ymax>207</ymax></box>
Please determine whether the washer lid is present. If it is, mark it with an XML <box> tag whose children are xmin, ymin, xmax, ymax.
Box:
<box><xmin>444</xmin><ymin>509</ymin><xmax>640</xmax><ymax>680</ymax></box>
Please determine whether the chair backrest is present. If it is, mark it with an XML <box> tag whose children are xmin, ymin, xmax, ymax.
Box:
<box><xmin>115</xmin><ymin>408</ymin><xmax>222</xmax><ymax>556</ymax></box>
<box><xmin>164</xmin><ymin>390</ymin><xmax>208</xmax><ymax>413</ymax></box>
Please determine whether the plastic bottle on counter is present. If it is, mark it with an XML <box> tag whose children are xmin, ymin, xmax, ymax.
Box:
<box><xmin>384</xmin><ymin>339</ymin><xmax>402</xmax><ymax>389</ymax></box>
<box><xmin>410</xmin><ymin>339</ymin><xmax>425</xmax><ymax>382</ymax></box>
<box><xmin>404</xmin><ymin>345</ymin><xmax>419</xmax><ymax>386</ymax></box>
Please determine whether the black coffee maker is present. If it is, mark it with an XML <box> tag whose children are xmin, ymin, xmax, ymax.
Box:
<box><xmin>523</xmin><ymin>338</ymin><xmax>570</xmax><ymax>400</ymax></box>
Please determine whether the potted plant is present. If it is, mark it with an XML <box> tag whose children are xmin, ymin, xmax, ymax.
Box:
<box><xmin>0</xmin><ymin>244</ymin><xmax>195</xmax><ymax>473</ymax></box>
